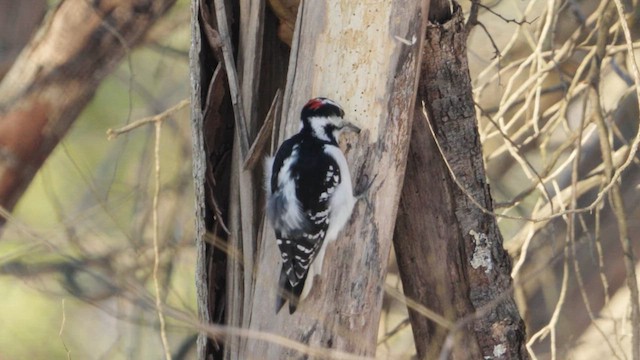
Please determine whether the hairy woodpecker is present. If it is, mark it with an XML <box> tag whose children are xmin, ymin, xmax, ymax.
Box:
<box><xmin>265</xmin><ymin>97</ymin><xmax>360</xmax><ymax>314</ymax></box>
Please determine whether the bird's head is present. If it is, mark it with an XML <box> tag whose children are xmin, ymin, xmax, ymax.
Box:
<box><xmin>300</xmin><ymin>97</ymin><xmax>360</xmax><ymax>143</ymax></box>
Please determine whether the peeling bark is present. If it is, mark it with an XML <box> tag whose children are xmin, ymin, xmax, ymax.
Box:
<box><xmin>241</xmin><ymin>1</ymin><xmax>428</xmax><ymax>357</ymax></box>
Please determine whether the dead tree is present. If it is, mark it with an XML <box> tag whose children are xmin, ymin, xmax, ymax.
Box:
<box><xmin>190</xmin><ymin>0</ymin><xmax>527</xmax><ymax>358</ymax></box>
<box><xmin>393</xmin><ymin>1</ymin><xmax>528</xmax><ymax>359</ymax></box>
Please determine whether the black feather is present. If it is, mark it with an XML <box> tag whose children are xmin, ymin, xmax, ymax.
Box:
<box><xmin>275</xmin><ymin>263</ymin><xmax>309</xmax><ymax>314</ymax></box>
<box><xmin>270</xmin><ymin>134</ymin><xmax>341</xmax><ymax>313</ymax></box>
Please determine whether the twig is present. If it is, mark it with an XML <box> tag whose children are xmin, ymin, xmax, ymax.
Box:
<box><xmin>587</xmin><ymin>0</ymin><xmax>640</xmax><ymax>234</ymax></box>
<box><xmin>59</xmin><ymin>299</ymin><xmax>71</xmax><ymax>360</ymax></box>
<box><xmin>569</xmin><ymin>80</ymin><xmax>623</xmax><ymax>359</ymax></box>
<box><xmin>600</xmin><ymin>2</ymin><xmax>640</xmax><ymax>357</ymax></box>
<box><xmin>475</xmin><ymin>21</ymin><xmax>502</xmax><ymax>59</ymax></box>
<box><xmin>243</xmin><ymin>90</ymin><xmax>282</xmax><ymax>170</ymax></box>
<box><xmin>475</xmin><ymin>102</ymin><xmax>555</xmax><ymax>213</ymax></box>
<box><xmin>172</xmin><ymin>312</ymin><xmax>373</xmax><ymax>360</ymax></box>
<box><xmin>107</xmin><ymin>99</ymin><xmax>189</xmax><ymax>140</ymax></box>
<box><xmin>476</xmin><ymin>2</ymin><xmax>538</xmax><ymax>26</ymax></box>
<box><xmin>424</xmin><ymin>103</ymin><xmax>592</xmax><ymax>223</ymax></box>
<box><xmin>383</xmin><ymin>284</ymin><xmax>454</xmax><ymax>330</ymax></box>
<box><xmin>95</xmin><ymin>272</ymin><xmax>373</xmax><ymax>360</ymax></box>
<box><xmin>572</xmin><ymin>216</ymin><xmax>624</xmax><ymax>359</ymax></box>
<box><xmin>152</xmin><ymin>121</ymin><xmax>172</xmax><ymax>360</ymax></box>
<box><xmin>525</xmin><ymin>233</ymin><xmax>570</xmax><ymax>360</ymax></box>
<box><xmin>205</xmin><ymin>169</ymin><xmax>231</xmax><ymax>235</ymax></box>
<box><xmin>377</xmin><ymin>318</ymin><xmax>411</xmax><ymax>345</ymax></box>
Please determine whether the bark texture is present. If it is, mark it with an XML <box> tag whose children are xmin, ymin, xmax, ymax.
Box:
<box><xmin>239</xmin><ymin>0</ymin><xmax>428</xmax><ymax>358</ymax></box>
<box><xmin>191</xmin><ymin>1</ymin><xmax>290</xmax><ymax>358</ymax></box>
<box><xmin>0</xmin><ymin>0</ymin><xmax>176</xmax><ymax>225</ymax></box>
<box><xmin>0</xmin><ymin>0</ymin><xmax>46</xmax><ymax>78</ymax></box>
<box><xmin>393</xmin><ymin>4</ymin><xmax>528</xmax><ymax>359</ymax></box>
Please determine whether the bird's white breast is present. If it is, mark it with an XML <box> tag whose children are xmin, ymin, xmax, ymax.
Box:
<box><xmin>323</xmin><ymin>144</ymin><xmax>356</xmax><ymax>243</ymax></box>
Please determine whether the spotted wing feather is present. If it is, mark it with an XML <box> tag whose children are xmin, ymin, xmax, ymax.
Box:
<box><xmin>269</xmin><ymin>135</ymin><xmax>341</xmax><ymax>313</ymax></box>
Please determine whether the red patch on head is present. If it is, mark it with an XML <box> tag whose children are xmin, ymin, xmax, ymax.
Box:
<box><xmin>306</xmin><ymin>98</ymin><xmax>323</xmax><ymax>110</ymax></box>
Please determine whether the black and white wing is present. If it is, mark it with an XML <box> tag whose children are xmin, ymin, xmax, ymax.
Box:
<box><xmin>267</xmin><ymin>137</ymin><xmax>341</xmax><ymax>313</ymax></box>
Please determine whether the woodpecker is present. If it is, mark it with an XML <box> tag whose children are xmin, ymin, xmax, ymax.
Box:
<box><xmin>265</xmin><ymin>97</ymin><xmax>360</xmax><ymax>314</ymax></box>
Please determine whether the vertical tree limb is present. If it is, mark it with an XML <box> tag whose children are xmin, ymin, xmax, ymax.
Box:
<box><xmin>242</xmin><ymin>0</ymin><xmax>429</xmax><ymax>357</ymax></box>
<box><xmin>393</xmin><ymin>4</ymin><xmax>528</xmax><ymax>359</ymax></box>
<box><xmin>192</xmin><ymin>1</ymin><xmax>235</xmax><ymax>358</ymax></box>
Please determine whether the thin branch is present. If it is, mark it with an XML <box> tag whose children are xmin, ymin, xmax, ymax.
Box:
<box><xmin>205</xmin><ymin>169</ymin><xmax>231</xmax><ymax>235</ymax></box>
<box><xmin>107</xmin><ymin>99</ymin><xmax>189</xmax><ymax>139</ymax></box>
<box><xmin>377</xmin><ymin>318</ymin><xmax>411</xmax><ymax>345</ymax></box>
<box><xmin>424</xmin><ymin>102</ymin><xmax>604</xmax><ymax>223</ymax></box>
<box><xmin>475</xmin><ymin>21</ymin><xmax>502</xmax><ymax>59</ymax></box>
<box><xmin>59</xmin><ymin>299</ymin><xmax>71</xmax><ymax>360</ymax></box>
<box><xmin>384</xmin><ymin>285</ymin><xmax>454</xmax><ymax>330</ymax></box>
<box><xmin>475</xmin><ymin>102</ymin><xmax>555</xmax><ymax>214</ymax></box>
<box><xmin>243</xmin><ymin>89</ymin><xmax>281</xmax><ymax>170</ymax></box>
<box><xmin>572</xmin><ymin>216</ymin><xmax>624</xmax><ymax>360</ymax></box>
<box><xmin>152</xmin><ymin>121</ymin><xmax>172</xmax><ymax>360</ymax></box>
<box><xmin>601</xmin><ymin>2</ymin><xmax>640</xmax><ymax>357</ymax></box>
<box><xmin>477</xmin><ymin>2</ymin><xmax>538</xmax><ymax>26</ymax></box>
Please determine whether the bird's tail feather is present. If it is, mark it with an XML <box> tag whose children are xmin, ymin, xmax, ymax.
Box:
<box><xmin>276</xmin><ymin>265</ymin><xmax>308</xmax><ymax>314</ymax></box>
<box><xmin>276</xmin><ymin>267</ymin><xmax>289</xmax><ymax>314</ymax></box>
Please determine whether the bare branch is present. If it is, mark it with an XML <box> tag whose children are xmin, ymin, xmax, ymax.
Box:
<box><xmin>106</xmin><ymin>99</ymin><xmax>189</xmax><ymax>140</ymax></box>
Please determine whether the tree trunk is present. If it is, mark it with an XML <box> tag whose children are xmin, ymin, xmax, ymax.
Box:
<box><xmin>393</xmin><ymin>3</ymin><xmax>529</xmax><ymax>359</ymax></box>
<box><xmin>191</xmin><ymin>0</ymin><xmax>528</xmax><ymax>359</ymax></box>
<box><xmin>0</xmin><ymin>0</ymin><xmax>176</xmax><ymax>228</ymax></box>
<box><xmin>238</xmin><ymin>0</ymin><xmax>429</xmax><ymax>358</ymax></box>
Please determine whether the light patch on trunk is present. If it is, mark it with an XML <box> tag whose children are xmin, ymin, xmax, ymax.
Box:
<box><xmin>492</xmin><ymin>344</ymin><xmax>506</xmax><ymax>358</ymax></box>
<box><xmin>310</xmin><ymin>1</ymin><xmax>397</xmax><ymax>141</ymax></box>
<box><xmin>469</xmin><ymin>230</ymin><xmax>493</xmax><ymax>274</ymax></box>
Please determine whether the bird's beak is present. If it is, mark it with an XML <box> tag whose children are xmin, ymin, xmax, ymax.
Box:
<box><xmin>342</xmin><ymin>121</ymin><xmax>361</xmax><ymax>134</ymax></box>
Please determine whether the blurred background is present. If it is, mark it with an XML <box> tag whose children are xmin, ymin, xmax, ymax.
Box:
<box><xmin>0</xmin><ymin>0</ymin><xmax>196</xmax><ymax>358</ymax></box>
<box><xmin>1</xmin><ymin>0</ymin><xmax>639</xmax><ymax>359</ymax></box>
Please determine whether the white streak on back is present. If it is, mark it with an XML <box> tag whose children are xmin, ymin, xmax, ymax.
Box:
<box><xmin>267</xmin><ymin>149</ymin><xmax>307</xmax><ymax>236</ymax></box>
<box><xmin>300</xmin><ymin>144</ymin><xmax>356</xmax><ymax>301</ymax></box>
<box><xmin>264</xmin><ymin>156</ymin><xmax>274</xmax><ymax>196</ymax></box>
<box><xmin>323</xmin><ymin>144</ymin><xmax>356</xmax><ymax>243</ymax></box>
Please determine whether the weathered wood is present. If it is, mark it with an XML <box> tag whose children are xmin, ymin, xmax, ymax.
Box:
<box><xmin>193</xmin><ymin>0</ymin><xmax>292</xmax><ymax>358</ymax></box>
<box><xmin>393</xmin><ymin>4</ymin><xmax>528</xmax><ymax>359</ymax></box>
<box><xmin>0</xmin><ymin>0</ymin><xmax>176</xmax><ymax>226</ymax></box>
<box><xmin>242</xmin><ymin>90</ymin><xmax>281</xmax><ymax>171</ymax></box>
<box><xmin>193</xmin><ymin>1</ymin><xmax>237</xmax><ymax>358</ymax></box>
<box><xmin>242</xmin><ymin>0</ymin><xmax>428</xmax><ymax>357</ymax></box>
<box><xmin>191</xmin><ymin>1</ymin><xmax>212</xmax><ymax>358</ymax></box>
<box><xmin>190</xmin><ymin>2</ymin><xmax>209</xmax><ymax>355</ymax></box>
<box><xmin>236</xmin><ymin>0</ymin><xmax>264</xmax><ymax>333</ymax></box>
